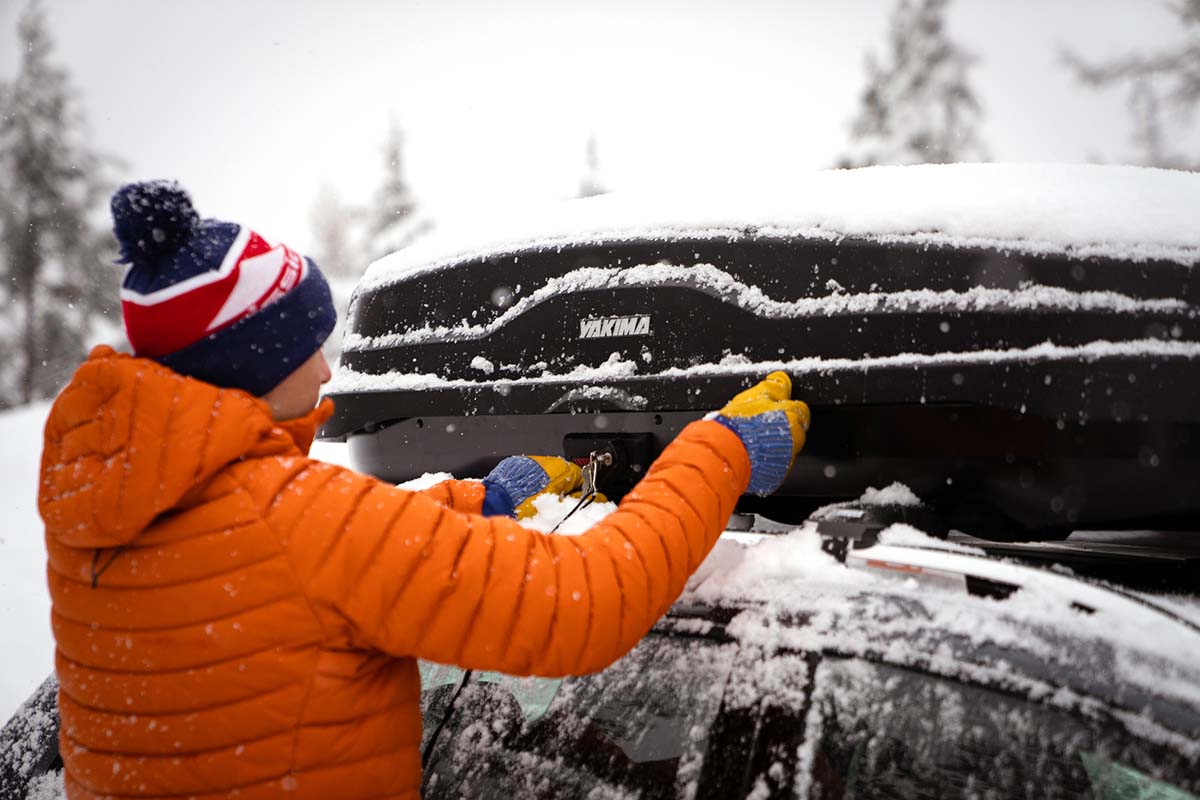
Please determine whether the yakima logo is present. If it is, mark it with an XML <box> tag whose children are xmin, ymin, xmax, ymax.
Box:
<box><xmin>579</xmin><ymin>314</ymin><xmax>652</xmax><ymax>339</ymax></box>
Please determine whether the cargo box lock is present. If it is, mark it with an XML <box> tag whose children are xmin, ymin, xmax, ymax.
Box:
<box><xmin>562</xmin><ymin>433</ymin><xmax>657</xmax><ymax>502</ymax></box>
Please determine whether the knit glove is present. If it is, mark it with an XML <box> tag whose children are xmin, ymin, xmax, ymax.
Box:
<box><xmin>482</xmin><ymin>456</ymin><xmax>583</xmax><ymax>518</ymax></box>
<box><xmin>709</xmin><ymin>371</ymin><xmax>810</xmax><ymax>495</ymax></box>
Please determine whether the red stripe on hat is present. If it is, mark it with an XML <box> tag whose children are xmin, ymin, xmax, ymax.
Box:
<box><xmin>123</xmin><ymin>230</ymin><xmax>301</xmax><ymax>358</ymax></box>
<box><xmin>123</xmin><ymin>271</ymin><xmax>239</xmax><ymax>357</ymax></box>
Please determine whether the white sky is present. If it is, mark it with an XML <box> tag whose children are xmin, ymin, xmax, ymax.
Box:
<box><xmin>0</xmin><ymin>0</ymin><xmax>1186</xmax><ymax>256</ymax></box>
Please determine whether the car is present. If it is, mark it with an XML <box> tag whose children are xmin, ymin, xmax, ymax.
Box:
<box><xmin>413</xmin><ymin>520</ymin><xmax>1200</xmax><ymax>799</ymax></box>
<box><xmin>321</xmin><ymin>162</ymin><xmax>1200</xmax><ymax>540</ymax></box>
<box><xmin>6</xmin><ymin>518</ymin><xmax>1199</xmax><ymax>799</ymax></box>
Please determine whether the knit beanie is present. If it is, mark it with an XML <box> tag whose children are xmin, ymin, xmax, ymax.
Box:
<box><xmin>112</xmin><ymin>180</ymin><xmax>337</xmax><ymax>396</ymax></box>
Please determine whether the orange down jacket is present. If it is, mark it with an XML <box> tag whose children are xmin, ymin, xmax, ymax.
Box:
<box><xmin>39</xmin><ymin>346</ymin><xmax>750</xmax><ymax>799</ymax></box>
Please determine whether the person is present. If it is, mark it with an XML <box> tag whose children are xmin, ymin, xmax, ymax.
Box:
<box><xmin>39</xmin><ymin>181</ymin><xmax>810</xmax><ymax>799</ymax></box>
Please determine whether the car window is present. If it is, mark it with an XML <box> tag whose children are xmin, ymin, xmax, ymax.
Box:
<box><xmin>696</xmin><ymin>650</ymin><xmax>818</xmax><ymax>799</ymax></box>
<box><xmin>799</xmin><ymin>659</ymin><xmax>1200</xmax><ymax>800</ymax></box>
<box><xmin>421</xmin><ymin>634</ymin><xmax>738</xmax><ymax>800</ymax></box>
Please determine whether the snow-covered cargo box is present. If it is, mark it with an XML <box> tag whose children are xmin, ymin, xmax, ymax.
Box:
<box><xmin>322</xmin><ymin>164</ymin><xmax>1200</xmax><ymax>538</ymax></box>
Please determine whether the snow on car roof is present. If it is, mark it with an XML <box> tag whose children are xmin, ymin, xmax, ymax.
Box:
<box><xmin>360</xmin><ymin>163</ymin><xmax>1200</xmax><ymax>292</ymax></box>
<box><xmin>686</xmin><ymin>527</ymin><xmax>1200</xmax><ymax>756</ymax></box>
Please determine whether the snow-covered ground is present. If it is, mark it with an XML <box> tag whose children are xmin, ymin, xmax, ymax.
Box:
<box><xmin>0</xmin><ymin>402</ymin><xmax>54</xmax><ymax>726</ymax></box>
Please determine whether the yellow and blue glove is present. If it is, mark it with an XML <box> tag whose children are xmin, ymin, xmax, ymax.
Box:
<box><xmin>709</xmin><ymin>371</ymin><xmax>810</xmax><ymax>495</ymax></box>
<box><xmin>482</xmin><ymin>455</ymin><xmax>583</xmax><ymax>518</ymax></box>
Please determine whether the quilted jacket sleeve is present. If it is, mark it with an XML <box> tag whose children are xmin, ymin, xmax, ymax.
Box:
<box><xmin>280</xmin><ymin>419</ymin><xmax>749</xmax><ymax>677</ymax></box>
<box><xmin>416</xmin><ymin>479</ymin><xmax>486</xmax><ymax>513</ymax></box>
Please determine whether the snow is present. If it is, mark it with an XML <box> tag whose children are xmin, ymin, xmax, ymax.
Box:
<box><xmin>328</xmin><ymin>335</ymin><xmax>1200</xmax><ymax>395</ymax></box>
<box><xmin>683</xmin><ymin>528</ymin><xmax>1200</xmax><ymax>758</ymax></box>
<box><xmin>513</xmin><ymin>491</ymin><xmax>619</xmax><ymax>536</ymax></box>
<box><xmin>859</xmin><ymin>481</ymin><xmax>922</xmax><ymax>507</ymax></box>
<box><xmin>396</xmin><ymin>471</ymin><xmax>458</xmax><ymax>492</ymax></box>
<box><xmin>877</xmin><ymin>523</ymin><xmax>988</xmax><ymax>556</ymax></box>
<box><xmin>361</xmin><ymin>164</ymin><xmax>1200</xmax><ymax>293</ymax></box>
<box><xmin>345</xmin><ymin>262</ymin><xmax>1188</xmax><ymax>352</ymax></box>
<box><xmin>469</xmin><ymin>355</ymin><xmax>495</xmax><ymax>375</ymax></box>
<box><xmin>0</xmin><ymin>402</ymin><xmax>54</xmax><ymax>726</ymax></box>
<box><xmin>308</xmin><ymin>437</ymin><xmax>354</xmax><ymax>468</ymax></box>
<box><xmin>24</xmin><ymin>770</ymin><xmax>63</xmax><ymax>799</ymax></box>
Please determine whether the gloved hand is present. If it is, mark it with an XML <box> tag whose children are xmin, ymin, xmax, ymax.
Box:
<box><xmin>482</xmin><ymin>455</ymin><xmax>583</xmax><ymax>518</ymax></box>
<box><xmin>709</xmin><ymin>371</ymin><xmax>810</xmax><ymax>495</ymax></box>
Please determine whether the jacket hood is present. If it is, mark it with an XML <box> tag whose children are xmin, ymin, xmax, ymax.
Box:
<box><xmin>39</xmin><ymin>345</ymin><xmax>334</xmax><ymax>548</ymax></box>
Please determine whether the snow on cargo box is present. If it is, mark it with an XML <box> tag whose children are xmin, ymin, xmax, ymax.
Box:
<box><xmin>321</xmin><ymin>163</ymin><xmax>1200</xmax><ymax>539</ymax></box>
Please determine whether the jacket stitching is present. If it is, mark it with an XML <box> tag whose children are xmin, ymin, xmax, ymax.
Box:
<box><xmin>113</xmin><ymin>372</ymin><xmax>142</xmax><ymax>521</ymax></box>
<box><xmin>565</xmin><ymin>537</ymin><xmax>595</xmax><ymax>672</ymax></box>
<box><xmin>624</xmin><ymin>496</ymin><xmax>685</xmax><ymax>595</ymax></box>
<box><xmin>306</xmin><ymin>479</ymin><xmax>379</xmax><ymax>592</ymax></box>
<box><xmin>596</xmin><ymin>534</ymin><xmax>630</xmax><ymax>651</ymax></box>
<box><xmin>54</xmin><ymin>543</ymin><xmax>282</xmax><ymax>593</ymax></box>
<box><xmin>52</xmin><ymin>585</ymin><xmax>299</xmax><ymax>633</ymax></box>
<box><xmin>153</xmin><ymin>381</ymin><xmax>182</xmax><ymax>518</ymax></box>
<box><xmin>343</xmin><ymin>485</ymin><xmax>416</xmax><ymax>648</ymax></box>
<box><xmin>230</xmin><ymin>468</ymin><xmax>339</xmax><ymax>782</ymax></box>
<box><xmin>436</xmin><ymin>513</ymin><xmax>479</xmax><ymax>661</ymax></box>
<box><xmin>58</xmin><ymin>679</ymin><xmax>297</xmax><ymax>718</ymax></box>
<box><xmin>657</xmin><ymin>470</ymin><xmax>714</xmax><ymax>538</ymax></box>
<box><xmin>385</xmin><ymin>503</ymin><xmax>448</xmax><ymax>639</ymax></box>
<box><xmin>495</xmin><ymin>523</ymin><xmax>536</xmax><ymax>668</ymax></box>
<box><xmin>54</xmin><ymin>639</ymin><xmax>318</xmax><ymax>678</ymax></box>
<box><xmin>452</xmin><ymin>515</ymin><xmax>493</xmax><ymax>667</ymax></box>
<box><xmin>404</xmin><ymin>505</ymin><xmax>453</xmax><ymax>655</ymax></box>
<box><xmin>260</xmin><ymin>465</ymin><xmax>339</xmax><ymax>540</ymax></box>
<box><xmin>264</xmin><ymin>461</ymin><xmax>318</xmax><ymax>515</ymax></box>
<box><xmin>626</xmin><ymin>498</ymin><xmax>692</xmax><ymax>610</ymax></box>
<box><xmin>100</xmin><ymin>514</ymin><xmax>258</xmax><ymax>553</ymax></box>
<box><xmin>603</xmin><ymin>510</ymin><xmax>657</xmax><ymax>625</ymax></box>
<box><xmin>530</xmin><ymin>536</ymin><xmax>564</xmax><ymax>673</ymax></box>
<box><xmin>191</xmin><ymin>386</ymin><xmax>220</xmax><ymax>484</ymax></box>
<box><xmin>61</xmin><ymin>728</ymin><xmax>420</xmax><ymax>797</ymax></box>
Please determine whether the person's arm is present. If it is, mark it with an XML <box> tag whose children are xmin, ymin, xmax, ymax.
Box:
<box><xmin>417</xmin><ymin>479</ymin><xmax>486</xmax><ymax>513</ymax></box>
<box><xmin>283</xmin><ymin>373</ymin><xmax>807</xmax><ymax>677</ymax></box>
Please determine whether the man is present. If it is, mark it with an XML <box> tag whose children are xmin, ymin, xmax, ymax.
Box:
<box><xmin>40</xmin><ymin>181</ymin><xmax>810</xmax><ymax>799</ymax></box>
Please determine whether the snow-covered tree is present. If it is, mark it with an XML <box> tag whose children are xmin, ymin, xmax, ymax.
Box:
<box><xmin>1064</xmin><ymin>0</ymin><xmax>1200</xmax><ymax>170</ymax></box>
<box><xmin>0</xmin><ymin>1</ymin><xmax>119</xmax><ymax>407</ymax></box>
<box><xmin>362</xmin><ymin>122</ymin><xmax>427</xmax><ymax>263</ymax></box>
<box><xmin>311</xmin><ymin>123</ymin><xmax>433</xmax><ymax>366</ymax></box>
<box><xmin>840</xmin><ymin>0</ymin><xmax>988</xmax><ymax>167</ymax></box>
<box><xmin>578</xmin><ymin>133</ymin><xmax>608</xmax><ymax>198</ymax></box>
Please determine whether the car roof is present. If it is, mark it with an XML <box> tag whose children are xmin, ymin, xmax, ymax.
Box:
<box><xmin>359</xmin><ymin>163</ymin><xmax>1200</xmax><ymax>292</ymax></box>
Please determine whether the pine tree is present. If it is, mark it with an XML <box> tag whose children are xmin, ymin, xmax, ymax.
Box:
<box><xmin>362</xmin><ymin>122</ymin><xmax>426</xmax><ymax>262</ymax></box>
<box><xmin>840</xmin><ymin>0</ymin><xmax>988</xmax><ymax>167</ymax></box>
<box><xmin>0</xmin><ymin>1</ymin><xmax>118</xmax><ymax>407</ymax></box>
<box><xmin>1063</xmin><ymin>0</ymin><xmax>1200</xmax><ymax>170</ymax></box>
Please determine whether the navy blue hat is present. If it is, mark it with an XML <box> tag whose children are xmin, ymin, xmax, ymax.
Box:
<box><xmin>112</xmin><ymin>180</ymin><xmax>337</xmax><ymax>396</ymax></box>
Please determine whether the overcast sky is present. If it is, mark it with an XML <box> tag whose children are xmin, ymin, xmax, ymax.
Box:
<box><xmin>0</xmin><ymin>0</ymin><xmax>1186</xmax><ymax>256</ymax></box>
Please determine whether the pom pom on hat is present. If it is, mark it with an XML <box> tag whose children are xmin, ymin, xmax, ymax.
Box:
<box><xmin>111</xmin><ymin>180</ymin><xmax>199</xmax><ymax>264</ymax></box>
